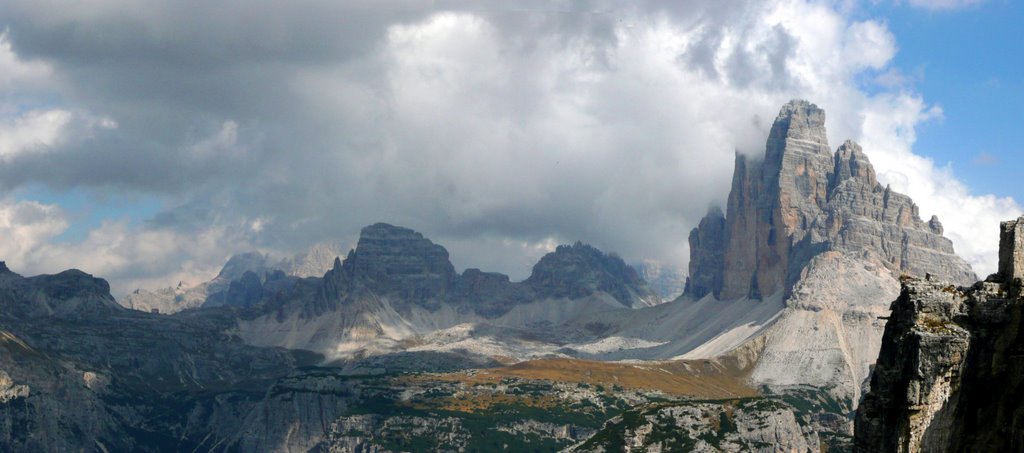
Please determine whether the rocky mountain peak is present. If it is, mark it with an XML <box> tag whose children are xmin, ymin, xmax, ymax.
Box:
<box><xmin>0</xmin><ymin>262</ymin><xmax>8</xmax><ymax>274</ymax></box>
<box><xmin>326</xmin><ymin>223</ymin><xmax>457</xmax><ymax>306</ymax></box>
<box><xmin>0</xmin><ymin>269</ymin><xmax>124</xmax><ymax>318</ymax></box>
<box><xmin>279</xmin><ymin>241</ymin><xmax>346</xmax><ymax>278</ymax></box>
<box><xmin>687</xmin><ymin>100</ymin><xmax>975</xmax><ymax>301</ymax></box>
<box><xmin>831</xmin><ymin>140</ymin><xmax>877</xmax><ymax>188</ymax></box>
<box><xmin>526</xmin><ymin>242</ymin><xmax>660</xmax><ymax>308</ymax></box>
<box><xmin>31</xmin><ymin>269</ymin><xmax>114</xmax><ymax>300</ymax></box>
<box><xmin>634</xmin><ymin>260</ymin><xmax>688</xmax><ymax>301</ymax></box>
<box><xmin>766</xmin><ymin>99</ymin><xmax>830</xmax><ymax>164</ymax></box>
<box><xmin>346</xmin><ymin>223</ymin><xmax>456</xmax><ymax>280</ymax></box>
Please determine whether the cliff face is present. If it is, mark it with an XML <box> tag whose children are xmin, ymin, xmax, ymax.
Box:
<box><xmin>718</xmin><ymin>100</ymin><xmax>835</xmax><ymax>300</ymax></box>
<box><xmin>855</xmin><ymin>215</ymin><xmax>1024</xmax><ymax>453</ymax></box>
<box><xmin>686</xmin><ymin>100</ymin><xmax>975</xmax><ymax>301</ymax></box>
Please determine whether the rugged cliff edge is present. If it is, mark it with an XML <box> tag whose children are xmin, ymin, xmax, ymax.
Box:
<box><xmin>855</xmin><ymin>215</ymin><xmax>1024</xmax><ymax>452</ymax></box>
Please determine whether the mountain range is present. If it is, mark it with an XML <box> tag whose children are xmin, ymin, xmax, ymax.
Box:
<box><xmin>0</xmin><ymin>100</ymin><xmax>993</xmax><ymax>452</ymax></box>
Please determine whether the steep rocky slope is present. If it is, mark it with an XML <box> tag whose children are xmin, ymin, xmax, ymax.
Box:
<box><xmin>854</xmin><ymin>215</ymin><xmax>1024</xmax><ymax>453</ymax></box>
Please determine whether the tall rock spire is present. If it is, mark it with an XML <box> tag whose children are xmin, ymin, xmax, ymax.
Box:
<box><xmin>716</xmin><ymin>100</ymin><xmax>835</xmax><ymax>300</ymax></box>
<box><xmin>685</xmin><ymin>100</ymin><xmax>975</xmax><ymax>301</ymax></box>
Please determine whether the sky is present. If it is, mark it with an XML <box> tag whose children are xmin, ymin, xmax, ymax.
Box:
<box><xmin>0</xmin><ymin>0</ymin><xmax>1020</xmax><ymax>295</ymax></box>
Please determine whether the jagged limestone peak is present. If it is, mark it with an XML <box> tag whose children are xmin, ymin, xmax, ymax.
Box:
<box><xmin>766</xmin><ymin>100</ymin><xmax>830</xmax><ymax>161</ymax></box>
<box><xmin>832</xmin><ymin>139</ymin><xmax>877</xmax><ymax>187</ymax></box>
<box><xmin>686</xmin><ymin>100</ymin><xmax>975</xmax><ymax>301</ymax></box>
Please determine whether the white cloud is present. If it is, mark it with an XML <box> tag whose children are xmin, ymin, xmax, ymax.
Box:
<box><xmin>0</xmin><ymin>0</ymin><xmax>1014</xmax><ymax>290</ymax></box>
<box><xmin>0</xmin><ymin>197</ymin><xmax>259</xmax><ymax>294</ymax></box>
<box><xmin>0</xmin><ymin>31</ymin><xmax>118</xmax><ymax>161</ymax></box>
<box><xmin>0</xmin><ymin>109</ymin><xmax>72</xmax><ymax>158</ymax></box>
<box><xmin>0</xmin><ymin>198</ymin><xmax>68</xmax><ymax>262</ymax></box>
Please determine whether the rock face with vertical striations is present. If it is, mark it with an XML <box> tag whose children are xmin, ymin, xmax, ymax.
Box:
<box><xmin>684</xmin><ymin>207</ymin><xmax>726</xmax><ymax>299</ymax></box>
<box><xmin>712</xmin><ymin>100</ymin><xmax>836</xmax><ymax>300</ymax></box>
<box><xmin>855</xmin><ymin>215</ymin><xmax>1024</xmax><ymax>453</ymax></box>
<box><xmin>323</xmin><ymin>223</ymin><xmax>458</xmax><ymax>311</ymax></box>
<box><xmin>686</xmin><ymin>100</ymin><xmax>975</xmax><ymax>302</ymax></box>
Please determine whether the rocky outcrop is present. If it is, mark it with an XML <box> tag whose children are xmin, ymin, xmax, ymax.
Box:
<box><xmin>0</xmin><ymin>371</ymin><xmax>29</xmax><ymax>402</ymax></box>
<box><xmin>686</xmin><ymin>100</ymin><xmax>975</xmax><ymax>301</ymax></box>
<box><xmin>855</xmin><ymin>215</ymin><xmax>1024</xmax><ymax>453</ymax></box>
<box><xmin>853</xmin><ymin>277</ymin><xmax>970</xmax><ymax>453</ymax></box>
<box><xmin>0</xmin><ymin>265</ymin><xmax>122</xmax><ymax>319</ymax></box>
<box><xmin>294</xmin><ymin>223</ymin><xmax>660</xmax><ymax>318</ymax></box>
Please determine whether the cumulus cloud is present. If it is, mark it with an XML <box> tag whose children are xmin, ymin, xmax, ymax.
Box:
<box><xmin>0</xmin><ymin>109</ymin><xmax>72</xmax><ymax>158</ymax></box>
<box><xmin>0</xmin><ymin>197</ymin><xmax>259</xmax><ymax>293</ymax></box>
<box><xmin>0</xmin><ymin>0</ymin><xmax>1014</xmax><ymax>292</ymax></box>
<box><xmin>0</xmin><ymin>198</ymin><xmax>67</xmax><ymax>262</ymax></box>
